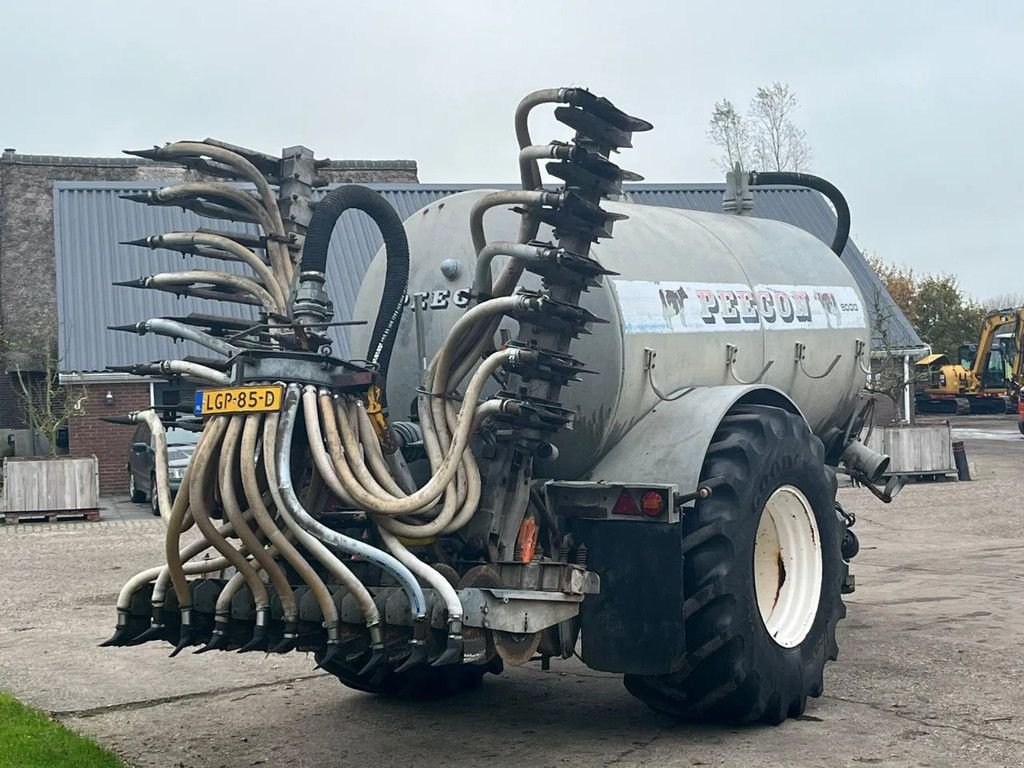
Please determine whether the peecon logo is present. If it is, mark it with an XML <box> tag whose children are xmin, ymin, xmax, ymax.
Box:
<box><xmin>614</xmin><ymin>280</ymin><xmax>865</xmax><ymax>335</ymax></box>
<box><xmin>694</xmin><ymin>288</ymin><xmax>843</xmax><ymax>327</ymax></box>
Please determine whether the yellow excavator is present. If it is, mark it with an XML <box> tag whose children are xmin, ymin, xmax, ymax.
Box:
<box><xmin>914</xmin><ymin>307</ymin><xmax>1023</xmax><ymax>415</ymax></box>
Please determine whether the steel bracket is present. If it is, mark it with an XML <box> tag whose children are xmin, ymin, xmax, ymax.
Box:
<box><xmin>458</xmin><ymin>587</ymin><xmax>593</xmax><ymax>633</ymax></box>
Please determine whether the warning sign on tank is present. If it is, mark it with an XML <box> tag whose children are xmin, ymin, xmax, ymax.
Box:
<box><xmin>612</xmin><ymin>280</ymin><xmax>866</xmax><ymax>334</ymax></box>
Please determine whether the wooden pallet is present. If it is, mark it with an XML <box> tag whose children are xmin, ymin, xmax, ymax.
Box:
<box><xmin>1</xmin><ymin>508</ymin><xmax>100</xmax><ymax>525</ymax></box>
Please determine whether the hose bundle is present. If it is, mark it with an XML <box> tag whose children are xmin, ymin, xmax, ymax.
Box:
<box><xmin>105</xmin><ymin>89</ymin><xmax>595</xmax><ymax>671</ymax></box>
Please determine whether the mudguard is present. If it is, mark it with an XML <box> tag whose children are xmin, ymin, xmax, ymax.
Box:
<box><xmin>583</xmin><ymin>384</ymin><xmax>802</xmax><ymax>493</ymax></box>
<box><xmin>572</xmin><ymin>384</ymin><xmax>802</xmax><ymax>674</ymax></box>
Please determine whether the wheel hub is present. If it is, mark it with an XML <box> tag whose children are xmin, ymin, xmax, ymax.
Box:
<box><xmin>753</xmin><ymin>484</ymin><xmax>822</xmax><ymax>648</ymax></box>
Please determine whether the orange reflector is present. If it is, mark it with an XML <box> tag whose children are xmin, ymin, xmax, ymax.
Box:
<box><xmin>612</xmin><ymin>490</ymin><xmax>641</xmax><ymax>516</ymax></box>
<box><xmin>516</xmin><ymin>514</ymin><xmax>539</xmax><ymax>563</ymax></box>
<box><xmin>640</xmin><ymin>490</ymin><xmax>665</xmax><ymax>517</ymax></box>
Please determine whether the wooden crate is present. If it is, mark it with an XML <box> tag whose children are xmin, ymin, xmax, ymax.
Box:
<box><xmin>864</xmin><ymin>425</ymin><xmax>955</xmax><ymax>476</ymax></box>
<box><xmin>2</xmin><ymin>455</ymin><xmax>100</xmax><ymax>520</ymax></box>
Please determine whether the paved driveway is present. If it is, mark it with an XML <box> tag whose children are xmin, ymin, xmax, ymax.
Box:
<box><xmin>1</xmin><ymin>420</ymin><xmax>1022</xmax><ymax>767</ymax></box>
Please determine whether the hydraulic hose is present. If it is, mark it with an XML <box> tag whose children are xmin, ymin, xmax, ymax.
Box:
<box><xmin>156</xmin><ymin>360</ymin><xmax>230</xmax><ymax>386</ymax></box>
<box><xmin>150</xmin><ymin>183</ymin><xmax>291</xmax><ymax>283</ymax></box>
<box><xmin>474</xmin><ymin>243</ymin><xmax>557</xmax><ymax>297</ymax></box>
<box><xmin>114</xmin><ymin>521</ymin><xmax>246</xmax><ymax>613</ymax></box>
<box><xmin>261</xmin><ymin>410</ymin><xmax>381</xmax><ymax>651</ymax></box>
<box><xmin>299</xmin><ymin>185</ymin><xmax>409</xmax><ymax>377</ymax></box>
<box><xmin>749</xmin><ymin>171</ymin><xmax>851</xmax><ymax>257</ymax></box>
<box><xmin>186</xmin><ymin>417</ymin><xmax>270</xmax><ymax>616</ymax></box>
<box><xmin>132</xmin><ymin>410</ymin><xmax>173</xmax><ymax>525</ymax></box>
<box><xmin>514</xmin><ymin>88</ymin><xmax>570</xmax><ymax>189</ymax></box>
<box><xmin>518</xmin><ymin>144</ymin><xmax>571</xmax><ymax>194</ymax></box>
<box><xmin>145</xmin><ymin>232</ymin><xmax>287</xmax><ymax>310</ymax></box>
<box><xmin>277</xmin><ymin>385</ymin><xmax>427</xmax><ymax>619</ymax></box>
<box><xmin>469</xmin><ymin>190</ymin><xmax>562</xmax><ymax>256</ymax></box>
<box><xmin>136</xmin><ymin>319</ymin><xmax>239</xmax><ymax>358</ymax></box>
<box><xmin>144</xmin><ymin>271</ymin><xmax>281</xmax><ymax>315</ymax></box>
<box><xmin>213</xmin><ymin>416</ymin><xmax>293</xmax><ymax>648</ymax></box>
<box><xmin>153</xmin><ymin>142</ymin><xmax>290</xmax><ymax>282</ymax></box>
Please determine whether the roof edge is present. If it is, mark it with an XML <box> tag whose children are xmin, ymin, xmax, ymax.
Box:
<box><xmin>2</xmin><ymin>151</ymin><xmax>416</xmax><ymax>172</ymax></box>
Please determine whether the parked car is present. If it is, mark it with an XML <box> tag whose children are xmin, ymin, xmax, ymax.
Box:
<box><xmin>127</xmin><ymin>424</ymin><xmax>200</xmax><ymax>514</ymax></box>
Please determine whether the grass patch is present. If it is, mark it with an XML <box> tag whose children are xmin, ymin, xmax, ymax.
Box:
<box><xmin>0</xmin><ymin>693</ymin><xmax>127</xmax><ymax>768</ymax></box>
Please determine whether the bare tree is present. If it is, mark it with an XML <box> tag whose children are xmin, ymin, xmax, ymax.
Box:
<box><xmin>707</xmin><ymin>99</ymin><xmax>751</xmax><ymax>171</ymax></box>
<box><xmin>750</xmin><ymin>82</ymin><xmax>811</xmax><ymax>172</ymax></box>
<box><xmin>864</xmin><ymin>284</ymin><xmax>912</xmax><ymax>424</ymax></box>
<box><xmin>983</xmin><ymin>292</ymin><xmax>1024</xmax><ymax>310</ymax></box>
<box><xmin>0</xmin><ymin>327</ymin><xmax>86</xmax><ymax>456</ymax></box>
<box><xmin>708</xmin><ymin>82</ymin><xmax>812</xmax><ymax>173</ymax></box>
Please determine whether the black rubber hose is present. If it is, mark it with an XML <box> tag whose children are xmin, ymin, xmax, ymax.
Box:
<box><xmin>750</xmin><ymin>171</ymin><xmax>850</xmax><ymax>258</ymax></box>
<box><xmin>300</xmin><ymin>185</ymin><xmax>409</xmax><ymax>376</ymax></box>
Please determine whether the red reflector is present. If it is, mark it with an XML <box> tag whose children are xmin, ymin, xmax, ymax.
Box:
<box><xmin>640</xmin><ymin>490</ymin><xmax>665</xmax><ymax>517</ymax></box>
<box><xmin>612</xmin><ymin>490</ymin><xmax>641</xmax><ymax>516</ymax></box>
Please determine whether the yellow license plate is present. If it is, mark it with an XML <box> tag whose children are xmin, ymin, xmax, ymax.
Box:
<box><xmin>194</xmin><ymin>385</ymin><xmax>284</xmax><ymax>415</ymax></box>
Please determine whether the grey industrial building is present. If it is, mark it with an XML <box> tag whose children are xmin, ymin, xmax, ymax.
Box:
<box><xmin>0</xmin><ymin>150</ymin><xmax>925</xmax><ymax>492</ymax></box>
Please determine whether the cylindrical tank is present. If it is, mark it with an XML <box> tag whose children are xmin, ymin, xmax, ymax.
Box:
<box><xmin>352</xmin><ymin>190</ymin><xmax>870</xmax><ymax>478</ymax></box>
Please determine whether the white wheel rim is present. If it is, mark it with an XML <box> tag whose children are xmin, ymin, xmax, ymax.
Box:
<box><xmin>753</xmin><ymin>484</ymin><xmax>822</xmax><ymax>648</ymax></box>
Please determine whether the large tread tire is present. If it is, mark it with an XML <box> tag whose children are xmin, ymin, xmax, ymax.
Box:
<box><xmin>128</xmin><ymin>472</ymin><xmax>145</xmax><ymax>503</ymax></box>
<box><xmin>623</xmin><ymin>404</ymin><xmax>845</xmax><ymax>724</ymax></box>
<box><xmin>318</xmin><ymin>656</ymin><xmax>490</xmax><ymax>700</ymax></box>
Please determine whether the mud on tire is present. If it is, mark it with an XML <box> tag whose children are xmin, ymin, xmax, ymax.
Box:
<box><xmin>623</xmin><ymin>404</ymin><xmax>846</xmax><ymax>724</ymax></box>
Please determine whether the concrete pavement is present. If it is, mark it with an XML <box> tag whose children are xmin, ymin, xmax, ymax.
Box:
<box><xmin>1</xmin><ymin>419</ymin><xmax>1023</xmax><ymax>767</ymax></box>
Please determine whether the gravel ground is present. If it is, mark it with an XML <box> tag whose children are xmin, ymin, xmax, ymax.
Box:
<box><xmin>1</xmin><ymin>416</ymin><xmax>1022</xmax><ymax>767</ymax></box>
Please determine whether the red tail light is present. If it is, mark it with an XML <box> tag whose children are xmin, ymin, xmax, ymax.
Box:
<box><xmin>640</xmin><ymin>490</ymin><xmax>665</xmax><ymax>517</ymax></box>
<box><xmin>612</xmin><ymin>490</ymin><xmax>641</xmax><ymax>516</ymax></box>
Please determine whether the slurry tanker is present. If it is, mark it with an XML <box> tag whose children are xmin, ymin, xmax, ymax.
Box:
<box><xmin>102</xmin><ymin>87</ymin><xmax>892</xmax><ymax>723</ymax></box>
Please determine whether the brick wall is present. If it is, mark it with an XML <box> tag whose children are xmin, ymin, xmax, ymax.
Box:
<box><xmin>68</xmin><ymin>382</ymin><xmax>150</xmax><ymax>495</ymax></box>
<box><xmin>0</xmin><ymin>374</ymin><xmax>25</xmax><ymax>428</ymax></box>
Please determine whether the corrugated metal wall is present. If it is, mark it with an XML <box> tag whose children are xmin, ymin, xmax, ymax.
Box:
<box><xmin>54</xmin><ymin>182</ymin><xmax>921</xmax><ymax>373</ymax></box>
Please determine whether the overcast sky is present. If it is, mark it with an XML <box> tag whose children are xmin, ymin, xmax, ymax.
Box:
<box><xmin>3</xmin><ymin>1</ymin><xmax>1021</xmax><ymax>300</ymax></box>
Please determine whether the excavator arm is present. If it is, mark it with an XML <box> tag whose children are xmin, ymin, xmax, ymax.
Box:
<box><xmin>971</xmin><ymin>308</ymin><xmax>1020</xmax><ymax>390</ymax></box>
<box><xmin>1008</xmin><ymin>309</ymin><xmax>1024</xmax><ymax>394</ymax></box>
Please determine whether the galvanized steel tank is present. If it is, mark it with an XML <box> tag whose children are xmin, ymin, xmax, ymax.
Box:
<box><xmin>352</xmin><ymin>190</ymin><xmax>870</xmax><ymax>478</ymax></box>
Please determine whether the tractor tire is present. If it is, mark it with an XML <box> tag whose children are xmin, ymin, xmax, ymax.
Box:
<box><xmin>318</xmin><ymin>655</ymin><xmax>491</xmax><ymax>700</ymax></box>
<box><xmin>623</xmin><ymin>404</ymin><xmax>845</xmax><ymax>724</ymax></box>
<box><xmin>128</xmin><ymin>472</ymin><xmax>145</xmax><ymax>503</ymax></box>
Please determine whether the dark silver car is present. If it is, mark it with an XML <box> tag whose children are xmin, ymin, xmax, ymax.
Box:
<box><xmin>127</xmin><ymin>424</ymin><xmax>199</xmax><ymax>515</ymax></box>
